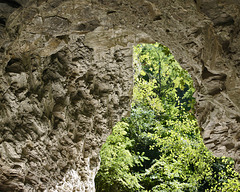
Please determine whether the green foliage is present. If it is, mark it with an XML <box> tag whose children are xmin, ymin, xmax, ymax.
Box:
<box><xmin>95</xmin><ymin>43</ymin><xmax>240</xmax><ymax>191</ymax></box>
<box><xmin>95</xmin><ymin>122</ymin><xmax>142</xmax><ymax>192</ymax></box>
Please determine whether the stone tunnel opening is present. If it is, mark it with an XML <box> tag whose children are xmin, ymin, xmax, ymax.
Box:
<box><xmin>1</xmin><ymin>0</ymin><xmax>240</xmax><ymax>191</ymax></box>
<box><xmin>94</xmin><ymin>43</ymin><xmax>240</xmax><ymax>191</ymax></box>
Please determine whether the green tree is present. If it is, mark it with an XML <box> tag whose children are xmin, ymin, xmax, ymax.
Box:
<box><xmin>95</xmin><ymin>122</ymin><xmax>142</xmax><ymax>192</ymax></box>
<box><xmin>95</xmin><ymin>43</ymin><xmax>240</xmax><ymax>192</ymax></box>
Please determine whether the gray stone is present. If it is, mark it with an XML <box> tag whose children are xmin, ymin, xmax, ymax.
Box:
<box><xmin>0</xmin><ymin>0</ymin><xmax>240</xmax><ymax>191</ymax></box>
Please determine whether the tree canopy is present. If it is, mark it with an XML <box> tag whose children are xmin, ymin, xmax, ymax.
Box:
<box><xmin>95</xmin><ymin>43</ymin><xmax>240</xmax><ymax>192</ymax></box>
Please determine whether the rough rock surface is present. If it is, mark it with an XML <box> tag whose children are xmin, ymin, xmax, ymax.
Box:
<box><xmin>0</xmin><ymin>0</ymin><xmax>240</xmax><ymax>191</ymax></box>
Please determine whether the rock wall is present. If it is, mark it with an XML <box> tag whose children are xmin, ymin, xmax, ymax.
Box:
<box><xmin>0</xmin><ymin>0</ymin><xmax>240</xmax><ymax>191</ymax></box>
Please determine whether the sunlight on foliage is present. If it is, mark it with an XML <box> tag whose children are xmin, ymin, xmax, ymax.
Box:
<box><xmin>95</xmin><ymin>122</ymin><xmax>142</xmax><ymax>192</ymax></box>
<box><xmin>95</xmin><ymin>43</ymin><xmax>240</xmax><ymax>192</ymax></box>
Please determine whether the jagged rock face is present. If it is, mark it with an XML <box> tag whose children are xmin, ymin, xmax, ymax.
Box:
<box><xmin>0</xmin><ymin>0</ymin><xmax>240</xmax><ymax>191</ymax></box>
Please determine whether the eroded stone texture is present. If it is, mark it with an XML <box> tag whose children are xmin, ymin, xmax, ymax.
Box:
<box><xmin>0</xmin><ymin>0</ymin><xmax>240</xmax><ymax>191</ymax></box>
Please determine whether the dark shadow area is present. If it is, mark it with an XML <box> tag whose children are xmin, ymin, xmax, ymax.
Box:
<box><xmin>0</xmin><ymin>0</ymin><xmax>21</xmax><ymax>8</ymax></box>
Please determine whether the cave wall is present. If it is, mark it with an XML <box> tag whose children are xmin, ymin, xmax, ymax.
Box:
<box><xmin>0</xmin><ymin>0</ymin><xmax>240</xmax><ymax>191</ymax></box>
